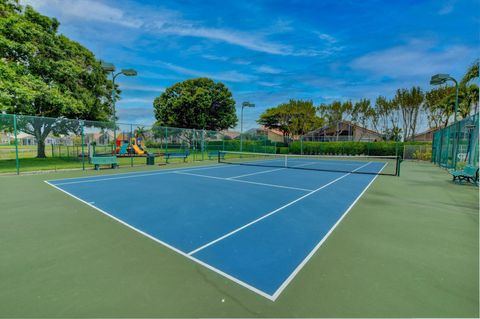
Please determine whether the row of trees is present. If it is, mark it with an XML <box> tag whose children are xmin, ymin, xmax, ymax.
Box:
<box><xmin>258</xmin><ymin>61</ymin><xmax>479</xmax><ymax>142</ymax></box>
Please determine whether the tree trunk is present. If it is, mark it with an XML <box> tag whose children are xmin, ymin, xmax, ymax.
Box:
<box><xmin>37</xmin><ymin>139</ymin><xmax>47</xmax><ymax>158</ymax></box>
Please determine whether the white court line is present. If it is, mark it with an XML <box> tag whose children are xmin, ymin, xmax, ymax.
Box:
<box><xmin>227</xmin><ymin>167</ymin><xmax>286</xmax><ymax>179</ymax></box>
<box><xmin>174</xmin><ymin>171</ymin><xmax>313</xmax><ymax>192</ymax></box>
<box><xmin>50</xmin><ymin>163</ymin><xmax>246</xmax><ymax>186</ymax></box>
<box><xmin>270</xmin><ymin>162</ymin><xmax>387</xmax><ymax>300</ymax></box>
<box><xmin>44</xmin><ymin>180</ymin><xmax>275</xmax><ymax>301</ymax></box>
<box><xmin>45</xmin><ymin>160</ymin><xmax>385</xmax><ymax>301</ymax></box>
<box><xmin>187</xmin><ymin>162</ymin><xmax>372</xmax><ymax>256</ymax></box>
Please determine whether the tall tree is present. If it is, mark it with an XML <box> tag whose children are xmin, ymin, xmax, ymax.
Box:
<box><xmin>153</xmin><ymin>78</ymin><xmax>237</xmax><ymax>131</ymax></box>
<box><xmin>257</xmin><ymin>99</ymin><xmax>323</xmax><ymax>143</ymax></box>
<box><xmin>424</xmin><ymin>86</ymin><xmax>455</xmax><ymax>128</ymax></box>
<box><xmin>393</xmin><ymin>87</ymin><xmax>424</xmax><ymax>141</ymax></box>
<box><xmin>257</xmin><ymin>106</ymin><xmax>291</xmax><ymax>142</ymax></box>
<box><xmin>351</xmin><ymin>98</ymin><xmax>374</xmax><ymax>141</ymax></box>
<box><xmin>373</xmin><ymin>96</ymin><xmax>394</xmax><ymax>140</ymax></box>
<box><xmin>460</xmin><ymin>60</ymin><xmax>479</xmax><ymax>86</ymax></box>
<box><xmin>318</xmin><ymin>100</ymin><xmax>353</xmax><ymax>140</ymax></box>
<box><xmin>0</xmin><ymin>1</ymin><xmax>113</xmax><ymax>157</ymax></box>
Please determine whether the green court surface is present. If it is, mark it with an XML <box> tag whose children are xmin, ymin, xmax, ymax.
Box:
<box><xmin>0</xmin><ymin>161</ymin><xmax>478</xmax><ymax>317</ymax></box>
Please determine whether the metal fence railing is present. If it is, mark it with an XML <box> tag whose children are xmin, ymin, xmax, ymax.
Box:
<box><xmin>0</xmin><ymin>113</ymin><xmax>276</xmax><ymax>174</ymax></box>
<box><xmin>431</xmin><ymin>113</ymin><xmax>479</xmax><ymax>170</ymax></box>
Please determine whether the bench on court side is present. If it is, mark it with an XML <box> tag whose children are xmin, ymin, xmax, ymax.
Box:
<box><xmin>89</xmin><ymin>156</ymin><xmax>118</xmax><ymax>170</ymax></box>
<box><xmin>88</xmin><ymin>144</ymin><xmax>118</xmax><ymax>170</ymax></box>
<box><xmin>208</xmin><ymin>151</ymin><xmax>225</xmax><ymax>160</ymax></box>
<box><xmin>449</xmin><ymin>165</ymin><xmax>479</xmax><ymax>184</ymax></box>
<box><xmin>165</xmin><ymin>152</ymin><xmax>189</xmax><ymax>163</ymax></box>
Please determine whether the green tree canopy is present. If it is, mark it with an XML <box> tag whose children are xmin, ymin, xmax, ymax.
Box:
<box><xmin>153</xmin><ymin>78</ymin><xmax>237</xmax><ymax>131</ymax></box>
<box><xmin>257</xmin><ymin>99</ymin><xmax>323</xmax><ymax>143</ymax></box>
<box><xmin>0</xmin><ymin>0</ymin><xmax>113</xmax><ymax>157</ymax></box>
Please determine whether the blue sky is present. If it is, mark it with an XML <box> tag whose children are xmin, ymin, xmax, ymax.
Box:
<box><xmin>23</xmin><ymin>0</ymin><xmax>479</xmax><ymax>131</ymax></box>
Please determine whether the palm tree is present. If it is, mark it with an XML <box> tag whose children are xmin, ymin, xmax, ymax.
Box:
<box><xmin>135</xmin><ymin>126</ymin><xmax>147</xmax><ymax>139</ymax></box>
<box><xmin>460</xmin><ymin>60</ymin><xmax>479</xmax><ymax>86</ymax></box>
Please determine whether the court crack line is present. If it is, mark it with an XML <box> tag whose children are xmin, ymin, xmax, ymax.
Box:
<box><xmin>187</xmin><ymin>161</ymin><xmax>372</xmax><ymax>256</ymax></box>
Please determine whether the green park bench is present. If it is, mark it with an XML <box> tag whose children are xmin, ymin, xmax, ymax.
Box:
<box><xmin>449</xmin><ymin>165</ymin><xmax>479</xmax><ymax>184</ymax></box>
<box><xmin>165</xmin><ymin>151</ymin><xmax>189</xmax><ymax>163</ymax></box>
<box><xmin>89</xmin><ymin>155</ymin><xmax>118</xmax><ymax>170</ymax></box>
<box><xmin>88</xmin><ymin>144</ymin><xmax>118</xmax><ymax>170</ymax></box>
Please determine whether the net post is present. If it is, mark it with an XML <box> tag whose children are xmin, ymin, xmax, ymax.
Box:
<box><xmin>13</xmin><ymin>114</ymin><xmax>20</xmax><ymax>175</ymax></box>
<box><xmin>80</xmin><ymin>120</ymin><xmax>85</xmax><ymax>171</ymax></box>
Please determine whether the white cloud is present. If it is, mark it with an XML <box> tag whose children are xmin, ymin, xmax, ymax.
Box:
<box><xmin>158</xmin><ymin>61</ymin><xmax>257</xmax><ymax>83</ymax></box>
<box><xmin>255</xmin><ymin>65</ymin><xmax>283</xmax><ymax>74</ymax></box>
<box><xmin>438</xmin><ymin>0</ymin><xmax>457</xmax><ymax>15</ymax></box>
<box><xmin>22</xmin><ymin>0</ymin><xmax>143</xmax><ymax>28</ymax></box>
<box><xmin>154</xmin><ymin>23</ymin><xmax>296</xmax><ymax>56</ymax></box>
<box><xmin>116</xmin><ymin>107</ymin><xmax>155</xmax><ymax>125</ymax></box>
<box><xmin>119</xmin><ymin>84</ymin><xmax>165</xmax><ymax>93</ymax></box>
<box><xmin>23</xmin><ymin>0</ymin><xmax>338</xmax><ymax>57</ymax></box>
<box><xmin>350</xmin><ymin>39</ymin><xmax>477</xmax><ymax>79</ymax></box>
<box><xmin>314</xmin><ymin>32</ymin><xmax>337</xmax><ymax>43</ymax></box>
<box><xmin>258</xmin><ymin>81</ymin><xmax>280</xmax><ymax>87</ymax></box>
<box><xmin>202</xmin><ymin>54</ymin><xmax>229</xmax><ymax>62</ymax></box>
<box><xmin>117</xmin><ymin>98</ymin><xmax>153</xmax><ymax>104</ymax></box>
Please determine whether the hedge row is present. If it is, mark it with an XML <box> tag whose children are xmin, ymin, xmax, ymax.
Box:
<box><xmin>288</xmin><ymin>141</ymin><xmax>431</xmax><ymax>156</ymax></box>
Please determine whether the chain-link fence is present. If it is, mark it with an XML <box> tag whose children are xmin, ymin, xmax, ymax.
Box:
<box><xmin>403</xmin><ymin>144</ymin><xmax>432</xmax><ymax>161</ymax></box>
<box><xmin>0</xmin><ymin>113</ymin><xmax>281</xmax><ymax>174</ymax></box>
<box><xmin>432</xmin><ymin>113</ymin><xmax>479</xmax><ymax>170</ymax></box>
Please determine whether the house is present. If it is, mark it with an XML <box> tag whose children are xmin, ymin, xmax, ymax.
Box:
<box><xmin>304</xmin><ymin>121</ymin><xmax>383</xmax><ymax>142</ymax></box>
<box><xmin>241</xmin><ymin>127</ymin><xmax>285</xmax><ymax>143</ymax></box>
<box><xmin>84</xmin><ymin>131</ymin><xmax>114</xmax><ymax>145</ymax></box>
<box><xmin>16</xmin><ymin>133</ymin><xmax>70</xmax><ymax>146</ymax></box>
<box><xmin>0</xmin><ymin>132</ymin><xmax>13</xmax><ymax>144</ymax></box>
<box><xmin>408</xmin><ymin>127</ymin><xmax>439</xmax><ymax>142</ymax></box>
<box><xmin>221</xmin><ymin>130</ymin><xmax>240</xmax><ymax>140</ymax></box>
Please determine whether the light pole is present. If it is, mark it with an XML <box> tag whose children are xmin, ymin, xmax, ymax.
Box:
<box><xmin>430</xmin><ymin>73</ymin><xmax>459</xmax><ymax>168</ymax></box>
<box><xmin>101</xmin><ymin>61</ymin><xmax>137</xmax><ymax>147</ymax></box>
<box><xmin>240</xmin><ymin>101</ymin><xmax>255</xmax><ymax>152</ymax></box>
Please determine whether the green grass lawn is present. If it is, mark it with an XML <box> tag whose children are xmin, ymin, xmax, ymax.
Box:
<box><xmin>0</xmin><ymin>161</ymin><xmax>478</xmax><ymax>317</ymax></box>
<box><xmin>0</xmin><ymin>151</ymin><xmax>218</xmax><ymax>174</ymax></box>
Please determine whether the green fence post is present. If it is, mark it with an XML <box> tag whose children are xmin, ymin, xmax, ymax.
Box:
<box><xmin>81</xmin><ymin>120</ymin><xmax>85</xmax><ymax>171</ymax></box>
<box><xmin>201</xmin><ymin>129</ymin><xmax>205</xmax><ymax>161</ymax></box>
<box><xmin>300</xmin><ymin>135</ymin><xmax>303</xmax><ymax>155</ymax></box>
<box><xmin>13</xmin><ymin>114</ymin><xmax>20</xmax><ymax>175</ymax></box>
<box><xmin>130</xmin><ymin>124</ymin><xmax>134</xmax><ymax>167</ymax></box>
<box><xmin>165</xmin><ymin>127</ymin><xmax>168</xmax><ymax>163</ymax></box>
<box><xmin>192</xmin><ymin>129</ymin><xmax>196</xmax><ymax>162</ymax></box>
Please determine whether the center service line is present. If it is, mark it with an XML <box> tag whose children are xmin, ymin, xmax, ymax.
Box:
<box><xmin>187</xmin><ymin>162</ymin><xmax>372</xmax><ymax>256</ymax></box>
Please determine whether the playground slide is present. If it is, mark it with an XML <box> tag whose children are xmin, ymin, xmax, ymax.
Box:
<box><xmin>132</xmin><ymin>144</ymin><xmax>145</xmax><ymax>155</ymax></box>
<box><xmin>118</xmin><ymin>142</ymin><xmax>129</xmax><ymax>155</ymax></box>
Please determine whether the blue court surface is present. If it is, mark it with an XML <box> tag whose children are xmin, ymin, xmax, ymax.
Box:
<box><xmin>46</xmin><ymin>159</ymin><xmax>385</xmax><ymax>300</ymax></box>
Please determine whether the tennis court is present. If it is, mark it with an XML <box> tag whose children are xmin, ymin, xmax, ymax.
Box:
<box><xmin>46</xmin><ymin>152</ymin><xmax>399</xmax><ymax>300</ymax></box>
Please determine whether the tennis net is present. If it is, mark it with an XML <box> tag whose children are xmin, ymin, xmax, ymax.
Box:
<box><xmin>218</xmin><ymin>151</ymin><xmax>401</xmax><ymax>176</ymax></box>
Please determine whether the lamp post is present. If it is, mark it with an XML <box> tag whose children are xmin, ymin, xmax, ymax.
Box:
<box><xmin>430</xmin><ymin>73</ymin><xmax>459</xmax><ymax>168</ymax></box>
<box><xmin>101</xmin><ymin>61</ymin><xmax>137</xmax><ymax>145</ymax></box>
<box><xmin>240</xmin><ymin>101</ymin><xmax>255</xmax><ymax>152</ymax></box>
